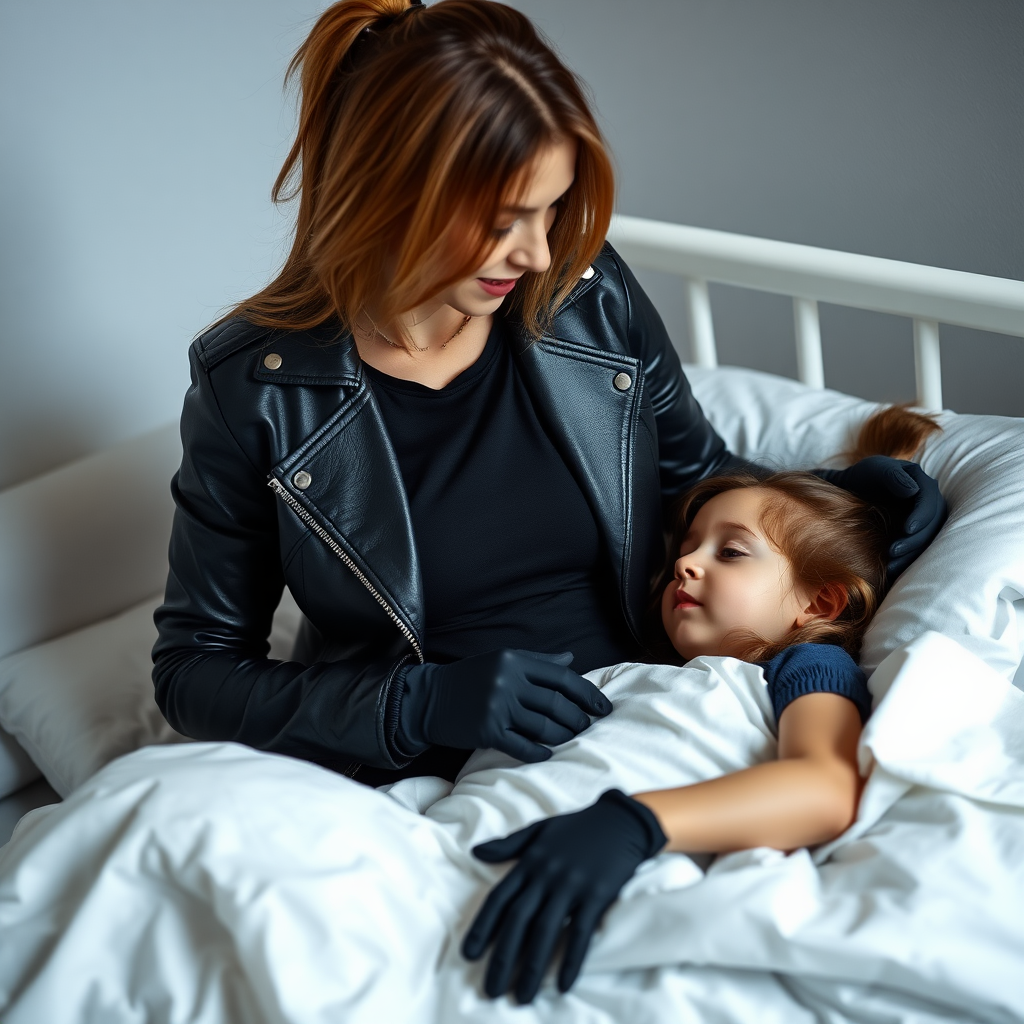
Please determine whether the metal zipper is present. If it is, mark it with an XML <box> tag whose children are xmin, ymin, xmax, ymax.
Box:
<box><xmin>268</xmin><ymin>476</ymin><xmax>424</xmax><ymax>663</ymax></box>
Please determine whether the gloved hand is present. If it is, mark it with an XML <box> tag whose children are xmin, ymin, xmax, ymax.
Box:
<box><xmin>396</xmin><ymin>649</ymin><xmax>612</xmax><ymax>764</ymax></box>
<box><xmin>462</xmin><ymin>789</ymin><xmax>668</xmax><ymax>1003</ymax></box>
<box><xmin>815</xmin><ymin>456</ymin><xmax>946</xmax><ymax>579</ymax></box>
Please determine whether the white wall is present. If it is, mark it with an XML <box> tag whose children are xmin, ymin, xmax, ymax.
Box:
<box><xmin>2</xmin><ymin>0</ymin><xmax>1021</xmax><ymax>489</ymax></box>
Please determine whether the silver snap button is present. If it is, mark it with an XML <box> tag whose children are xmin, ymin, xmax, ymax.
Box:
<box><xmin>613</xmin><ymin>372</ymin><xmax>632</xmax><ymax>391</ymax></box>
<box><xmin>581</xmin><ymin>266</ymin><xmax>595</xmax><ymax>280</ymax></box>
<box><xmin>263</xmin><ymin>352</ymin><xmax>283</xmax><ymax>370</ymax></box>
<box><xmin>292</xmin><ymin>470</ymin><xmax>312</xmax><ymax>490</ymax></box>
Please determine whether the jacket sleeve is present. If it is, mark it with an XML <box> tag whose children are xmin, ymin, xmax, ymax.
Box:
<box><xmin>152</xmin><ymin>348</ymin><xmax>412</xmax><ymax>772</ymax></box>
<box><xmin>607</xmin><ymin>247</ymin><xmax>750</xmax><ymax>504</ymax></box>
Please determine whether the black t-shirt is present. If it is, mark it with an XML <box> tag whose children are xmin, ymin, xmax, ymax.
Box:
<box><xmin>364</xmin><ymin>318</ymin><xmax>638</xmax><ymax>675</ymax></box>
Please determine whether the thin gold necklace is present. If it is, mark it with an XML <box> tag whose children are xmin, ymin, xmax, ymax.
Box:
<box><xmin>371</xmin><ymin>314</ymin><xmax>473</xmax><ymax>353</ymax></box>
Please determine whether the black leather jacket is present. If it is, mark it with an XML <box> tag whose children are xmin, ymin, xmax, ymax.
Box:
<box><xmin>153</xmin><ymin>244</ymin><xmax>735</xmax><ymax>778</ymax></box>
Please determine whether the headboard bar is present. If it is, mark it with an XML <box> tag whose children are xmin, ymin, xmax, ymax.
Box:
<box><xmin>913</xmin><ymin>318</ymin><xmax>943</xmax><ymax>412</ymax></box>
<box><xmin>684</xmin><ymin>278</ymin><xmax>717</xmax><ymax>369</ymax></box>
<box><xmin>793</xmin><ymin>297</ymin><xmax>825</xmax><ymax>391</ymax></box>
<box><xmin>608</xmin><ymin>214</ymin><xmax>1024</xmax><ymax>411</ymax></box>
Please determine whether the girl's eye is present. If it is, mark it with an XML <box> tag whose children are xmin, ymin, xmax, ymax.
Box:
<box><xmin>719</xmin><ymin>546</ymin><xmax>747</xmax><ymax>559</ymax></box>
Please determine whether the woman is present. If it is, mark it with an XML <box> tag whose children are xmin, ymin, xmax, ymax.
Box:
<box><xmin>153</xmin><ymin>0</ymin><xmax>943</xmax><ymax>788</ymax></box>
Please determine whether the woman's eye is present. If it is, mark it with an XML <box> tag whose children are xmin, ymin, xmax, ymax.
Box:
<box><xmin>492</xmin><ymin>224</ymin><xmax>515</xmax><ymax>239</ymax></box>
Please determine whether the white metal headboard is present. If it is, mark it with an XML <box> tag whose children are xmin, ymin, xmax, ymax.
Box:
<box><xmin>607</xmin><ymin>214</ymin><xmax>1024</xmax><ymax>411</ymax></box>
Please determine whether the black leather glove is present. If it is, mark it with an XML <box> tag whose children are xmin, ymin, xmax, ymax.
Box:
<box><xmin>816</xmin><ymin>456</ymin><xmax>946</xmax><ymax>579</ymax></box>
<box><xmin>396</xmin><ymin>650</ymin><xmax>612</xmax><ymax>765</ymax></box>
<box><xmin>462</xmin><ymin>789</ymin><xmax>668</xmax><ymax>1003</ymax></box>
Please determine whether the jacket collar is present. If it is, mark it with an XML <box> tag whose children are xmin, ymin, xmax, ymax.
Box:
<box><xmin>253</xmin><ymin>320</ymin><xmax>361</xmax><ymax>387</ymax></box>
<box><xmin>267</xmin><ymin>263</ymin><xmax>648</xmax><ymax>647</ymax></box>
<box><xmin>251</xmin><ymin>265</ymin><xmax>604</xmax><ymax>387</ymax></box>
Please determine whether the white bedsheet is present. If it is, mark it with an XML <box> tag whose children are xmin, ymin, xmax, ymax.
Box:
<box><xmin>1</xmin><ymin>632</ymin><xmax>1022</xmax><ymax>1023</ymax></box>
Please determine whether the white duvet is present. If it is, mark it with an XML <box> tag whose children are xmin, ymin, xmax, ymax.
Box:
<box><xmin>1</xmin><ymin>631</ymin><xmax>1022</xmax><ymax>1024</ymax></box>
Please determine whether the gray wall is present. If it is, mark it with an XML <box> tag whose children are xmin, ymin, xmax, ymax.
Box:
<box><xmin>510</xmin><ymin>0</ymin><xmax>1024</xmax><ymax>415</ymax></box>
<box><xmin>2</xmin><ymin>1</ymin><xmax>1021</xmax><ymax>489</ymax></box>
<box><xmin>0</xmin><ymin>0</ymin><xmax>319</xmax><ymax>489</ymax></box>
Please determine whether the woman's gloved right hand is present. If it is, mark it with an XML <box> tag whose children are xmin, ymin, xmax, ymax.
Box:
<box><xmin>396</xmin><ymin>650</ymin><xmax>612</xmax><ymax>764</ymax></box>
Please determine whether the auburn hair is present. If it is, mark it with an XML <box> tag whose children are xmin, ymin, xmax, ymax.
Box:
<box><xmin>227</xmin><ymin>0</ymin><xmax>615</xmax><ymax>342</ymax></box>
<box><xmin>658</xmin><ymin>405</ymin><xmax>942</xmax><ymax>663</ymax></box>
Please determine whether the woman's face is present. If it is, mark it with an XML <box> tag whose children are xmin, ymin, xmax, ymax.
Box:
<box><xmin>660</xmin><ymin>487</ymin><xmax>817</xmax><ymax>662</ymax></box>
<box><xmin>438</xmin><ymin>137</ymin><xmax>578</xmax><ymax>317</ymax></box>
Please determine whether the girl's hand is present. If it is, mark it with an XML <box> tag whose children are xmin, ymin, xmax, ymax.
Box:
<box><xmin>462</xmin><ymin>789</ymin><xmax>667</xmax><ymax>1003</ymax></box>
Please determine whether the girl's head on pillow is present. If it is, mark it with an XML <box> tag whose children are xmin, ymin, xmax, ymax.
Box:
<box><xmin>661</xmin><ymin>473</ymin><xmax>886</xmax><ymax>663</ymax></box>
<box><xmin>659</xmin><ymin>405</ymin><xmax>941</xmax><ymax>664</ymax></box>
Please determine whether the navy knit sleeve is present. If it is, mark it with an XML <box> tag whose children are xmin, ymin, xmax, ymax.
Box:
<box><xmin>760</xmin><ymin>644</ymin><xmax>872</xmax><ymax>724</ymax></box>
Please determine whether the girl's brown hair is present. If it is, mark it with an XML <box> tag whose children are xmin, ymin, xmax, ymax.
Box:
<box><xmin>227</xmin><ymin>0</ymin><xmax>614</xmax><ymax>343</ymax></box>
<box><xmin>660</xmin><ymin>406</ymin><xmax>941</xmax><ymax>663</ymax></box>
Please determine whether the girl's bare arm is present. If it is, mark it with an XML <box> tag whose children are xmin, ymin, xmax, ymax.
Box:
<box><xmin>634</xmin><ymin>692</ymin><xmax>864</xmax><ymax>853</ymax></box>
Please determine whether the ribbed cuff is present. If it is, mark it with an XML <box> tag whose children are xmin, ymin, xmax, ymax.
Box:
<box><xmin>389</xmin><ymin>661</ymin><xmax>433</xmax><ymax>761</ymax></box>
<box><xmin>762</xmin><ymin>643</ymin><xmax>872</xmax><ymax>724</ymax></box>
<box><xmin>383</xmin><ymin>659</ymin><xmax>427</xmax><ymax>765</ymax></box>
<box><xmin>598</xmin><ymin>788</ymin><xmax>668</xmax><ymax>858</ymax></box>
<box><xmin>772</xmin><ymin>669</ymin><xmax>873</xmax><ymax>724</ymax></box>
<box><xmin>811</xmin><ymin>467</ymin><xmax>841</xmax><ymax>485</ymax></box>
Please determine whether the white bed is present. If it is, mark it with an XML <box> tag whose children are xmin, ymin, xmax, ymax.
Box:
<box><xmin>1</xmin><ymin>219</ymin><xmax>1023</xmax><ymax>1022</ymax></box>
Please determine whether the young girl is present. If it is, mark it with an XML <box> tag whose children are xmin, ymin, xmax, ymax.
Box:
<box><xmin>463</xmin><ymin>405</ymin><xmax>942</xmax><ymax>1004</ymax></box>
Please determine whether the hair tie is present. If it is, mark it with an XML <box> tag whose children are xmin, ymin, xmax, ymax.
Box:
<box><xmin>345</xmin><ymin>3</ymin><xmax>424</xmax><ymax>75</ymax></box>
<box><xmin>365</xmin><ymin>1</ymin><xmax>426</xmax><ymax>39</ymax></box>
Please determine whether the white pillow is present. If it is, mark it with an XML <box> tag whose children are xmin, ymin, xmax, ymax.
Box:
<box><xmin>0</xmin><ymin>590</ymin><xmax>306</xmax><ymax>797</ymax></box>
<box><xmin>0</xmin><ymin>423</ymin><xmax>181</xmax><ymax>663</ymax></box>
<box><xmin>0</xmin><ymin>724</ymin><xmax>41</xmax><ymax>800</ymax></box>
<box><xmin>687</xmin><ymin>365</ymin><xmax>1024</xmax><ymax>688</ymax></box>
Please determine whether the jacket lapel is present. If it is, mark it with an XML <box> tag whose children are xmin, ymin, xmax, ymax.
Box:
<box><xmin>510</xmin><ymin>330</ymin><xmax>653</xmax><ymax>642</ymax></box>
<box><xmin>264</xmin><ymin>331</ymin><xmax>425</xmax><ymax>647</ymax></box>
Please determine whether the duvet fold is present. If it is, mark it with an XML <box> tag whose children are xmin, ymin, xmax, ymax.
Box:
<box><xmin>1</xmin><ymin>632</ymin><xmax>1022</xmax><ymax>1024</ymax></box>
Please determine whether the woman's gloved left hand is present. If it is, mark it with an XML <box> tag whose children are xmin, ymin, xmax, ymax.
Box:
<box><xmin>462</xmin><ymin>789</ymin><xmax>667</xmax><ymax>1004</ymax></box>
<box><xmin>815</xmin><ymin>456</ymin><xmax>946</xmax><ymax>579</ymax></box>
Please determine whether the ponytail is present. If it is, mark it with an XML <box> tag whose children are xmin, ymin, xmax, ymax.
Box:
<box><xmin>849</xmin><ymin>404</ymin><xmax>941</xmax><ymax>463</ymax></box>
<box><xmin>273</xmin><ymin>0</ymin><xmax>416</xmax><ymax>206</ymax></box>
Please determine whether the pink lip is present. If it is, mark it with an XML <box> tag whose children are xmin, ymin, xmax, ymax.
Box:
<box><xmin>476</xmin><ymin>277</ymin><xmax>519</xmax><ymax>297</ymax></box>
<box><xmin>674</xmin><ymin>588</ymin><xmax>703</xmax><ymax>610</ymax></box>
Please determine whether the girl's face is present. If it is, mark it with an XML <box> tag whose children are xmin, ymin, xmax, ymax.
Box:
<box><xmin>437</xmin><ymin>137</ymin><xmax>578</xmax><ymax>317</ymax></box>
<box><xmin>661</xmin><ymin>487</ymin><xmax>818</xmax><ymax>662</ymax></box>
